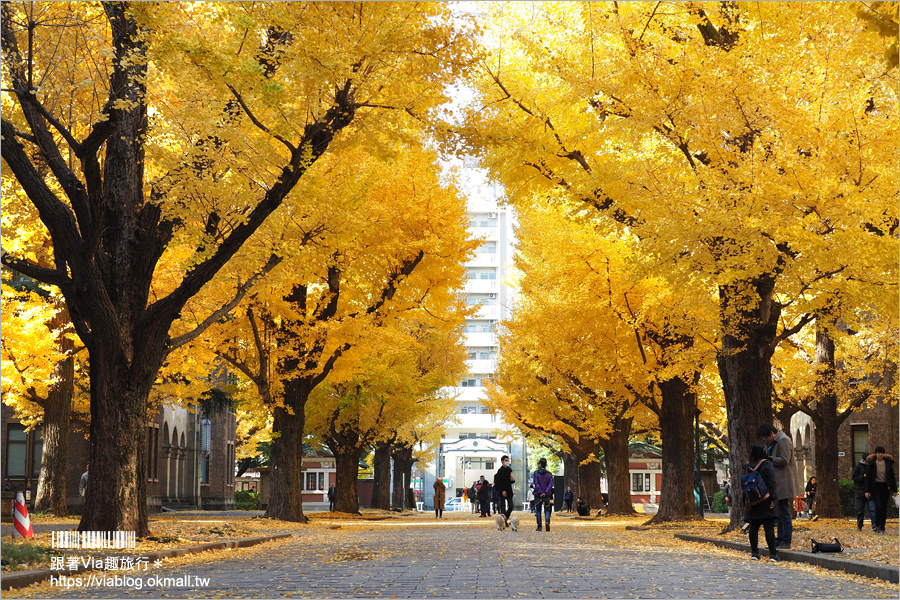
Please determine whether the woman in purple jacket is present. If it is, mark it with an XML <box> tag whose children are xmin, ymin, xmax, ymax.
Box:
<box><xmin>532</xmin><ymin>457</ymin><xmax>554</xmax><ymax>531</ymax></box>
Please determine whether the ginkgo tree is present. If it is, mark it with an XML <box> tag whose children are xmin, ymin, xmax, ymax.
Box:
<box><xmin>1</xmin><ymin>283</ymin><xmax>89</xmax><ymax>516</ymax></box>
<box><xmin>1</xmin><ymin>1</ymin><xmax>476</xmax><ymax>534</ymax></box>
<box><xmin>489</xmin><ymin>202</ymin><xmax>719</xmax><ymax>518</ymax></box>
<box><xmin>180</xmin><ymin>141</ymin><xmax>475</xmax><ymax>522</ymax></box>
<box><xmin>308</xmin><ymin>318</ymin><xmax>468</xmax><ymax>514</ymax></box>
<box><xmin>456</xmin><ymin>1</ymin><xmax>898</xmax><ymax>528</ymax></box>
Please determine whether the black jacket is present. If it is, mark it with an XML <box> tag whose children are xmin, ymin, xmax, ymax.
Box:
<box><xmin>852</xmin><ymin>459</ymin><xmax>868</xmax><ymax>490</ymax></box>
<box><xmin>744</xmin><ymin>458</ymin><xmax>779</xmax><ymax>522</ymax></box>
<box><xmin>864</xmin><ymin>454</ymin><xmax>898</xmax><ymax>495</ymax></box>
<box><xmin>493</xmin><ymin>465</ymin><xmax>514</xmax><ymax>495</ymax></box>
<box><xmin>476</xmin><ymin>481</ymin><xmax>491</xmax><ymax>500</ymax></box>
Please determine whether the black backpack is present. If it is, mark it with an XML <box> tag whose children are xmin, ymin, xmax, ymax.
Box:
<box><xmin>741</xmin><ymin>460</ymin><xmax>771</xmax><ymax>506</ymax></box>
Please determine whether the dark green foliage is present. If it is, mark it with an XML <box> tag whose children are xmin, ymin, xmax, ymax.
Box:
<box><xmin>838</xmin><ymin>479</ymin><xmax>856</xmax><ymax>516</ymax></box>
<box><xmin>711</xmin><ymin>490</ymin><xmax>728</xmax><ymax>513</ymax></box>
<box><xmin>235</xmin><ymin>490</ymin><xmax>260</xmax><ymax>510</ymax></box>
<box><xmin>0</xmin><ymin>541</ymin><xmax>61</xmax><ymax>569</ymax></box>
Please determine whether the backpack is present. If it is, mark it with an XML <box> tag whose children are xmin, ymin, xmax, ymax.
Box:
<box><xmin>741</xmin><ymin>460</ymin><xmax>771</xmax><ymax>506</ymax></box>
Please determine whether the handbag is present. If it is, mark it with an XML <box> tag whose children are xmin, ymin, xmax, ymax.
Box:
<box><xmin>810</xmin><ymin>538</ymin><xmax>843</xmax><ymax>553</ymax></box>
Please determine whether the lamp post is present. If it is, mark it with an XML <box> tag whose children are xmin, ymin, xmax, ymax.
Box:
<box><xmin>694</xmin><ymin>409</ymin><xmax>704</xmax><ymax>518</ymax></box>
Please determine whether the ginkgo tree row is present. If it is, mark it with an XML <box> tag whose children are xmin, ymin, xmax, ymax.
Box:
<box><xmin>1</xmin><ymin>1</ymin><xmax>479</xmax><ymax>534</ymax></box>
<box><xmin>460</xmin><ymin>1</ymin><xmax>898</xmax><ymax>526</ymax></box>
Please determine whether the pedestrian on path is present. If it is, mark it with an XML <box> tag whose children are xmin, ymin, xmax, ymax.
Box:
<box><xmin>471</xmin><ymin>482</ymin><xmax>479</xmax><ymax>514</ymax></box>
<box><xmin>744</xmin><ymin>442</ymin><xmax>779</xmax><ymax>563</ymax></box>
<box><xmin>864</xmin><ymin>446</ymin><xmax>897</xmax><ymax>534</ymax></box>
<box><xmin>804</xmin><ymin>477</ymin><xmax>817</xmax><ymax>518</ymax></box>
<box><xmin>493</xmin><ymin>455</ymin><xmax>515</xmax><ymax>525</ymax></box>
<box><xmin>852</xmin><ymin>457</ymin><xmax>876</xmax><ymax>531</ymax></box>
<box><xmin>533</xmin><ymin>457</ymin><xmax>554</xmax><ymax>531</ymax></box>
<box><xmin>723</xmin><ymin>478</ymin><xmax>732</xmax><ymax>517</ymax></box>
<box><xmin>79</xmin><ymin>463</ymin><xmax>89</xmax><ymax>498</ymax></box>
<box><xmin>759</xmin><ymin>422</ymin><xmax>796</xmax><ymax>549</ymax></box>
<box><xmin>327</xmin><ymin>483</ymin><xmax>336</xmax><ymax>511</ymax></box>
<box><xmin>477</xmin><ymin>476</ymin><xmax>492</xmax><ymax>517</ymax></box>
<box><xmin>563</xmin><ymin>487</ymin><xmax>574</xmax><ymax>512</ymax></box>
<box><xmin>433</xmin><ymin>478</ymin><xmax>446</xmax><ymax>518</ymax></box>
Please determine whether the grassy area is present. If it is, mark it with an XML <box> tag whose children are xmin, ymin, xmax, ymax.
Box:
<box><xmin>1</xmin><ymin>540</ymin><xmax>62</xmax><ymax>571</ymax></box>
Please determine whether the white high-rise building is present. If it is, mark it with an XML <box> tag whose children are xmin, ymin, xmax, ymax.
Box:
<box><xmin>420</xmin><ymin>159</ymin><xmax>528</xmax><ymax>511</ymax></box>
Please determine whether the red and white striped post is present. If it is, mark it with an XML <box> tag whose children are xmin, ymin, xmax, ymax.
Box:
<box><xmin>13</xmin><ymin>491</ymin><xmax>34</xmax><ymax>539</ymax></box>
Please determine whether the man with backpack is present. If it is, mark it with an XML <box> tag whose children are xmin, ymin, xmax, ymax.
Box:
<box><xmin>758</xmin><ymin>423</ymin><xmax>796</xmax><ymax>550</ymax></box>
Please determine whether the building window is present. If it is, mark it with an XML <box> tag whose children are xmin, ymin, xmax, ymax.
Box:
<box><xmin>631</xmin><ymin>473</ymin><xmax>652</xmax><ymax>493</ymax></box>
<box><xmin>5</xmin><ymin>425</ymin><xmax>42</xmax><ymax>479</ymax></box>
<box><xmin>305</xmin><ymin>472</ymin><xmax>325</xmax><ymax>491</ymax></box>
<box><xmin>226</xmin><ymin>443</ymin><xmax>235</xmax><ymax>487</ymax></box>
<box><xmin>479</xmin><ymin>272</ymin><xmax>497</xmax><ymax>279</ymax></box>
<box><xmin>146</xmin><ymin>426</ymin><xmax>159</xmax><ymax>481</ymax></box>
<box><xmin>460</xmin><ymin>379</ymin><xmax>478</xmax><ymax>387</ymax></box>
<box><xmin>460</xmin><ymin>406</ymin><xmax>477</xmax><ymax>415</ymax></box>
<box><xmin>851</xmin><ymin>425</ymin><xmax>869</xmax><ymax>465</ymax></box>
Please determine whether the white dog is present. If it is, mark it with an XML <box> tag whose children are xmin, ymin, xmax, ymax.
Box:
<box><xmin>509</xmin><ymin>516</ymin><xmax>520</xmax><ymax>532</ymax></box>
<box><xmin>494</xmin><ymin>514</ymin><xmax>507</xmax><ymax>531</ymax></box>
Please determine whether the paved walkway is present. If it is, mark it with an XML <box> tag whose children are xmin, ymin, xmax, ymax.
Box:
<box><xmin>11</xmin><ymin>515</ymin><xmax>897</xmax><ymax>599</ymax></box>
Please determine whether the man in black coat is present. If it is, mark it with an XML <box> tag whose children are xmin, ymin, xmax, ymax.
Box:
<box><xmin>864</xmin><ymin>446</ymin><xmax>898</xmax><ymax>534</ymax></box>
<box><xmin>852</xmin><ymin>457</ymin><xmax>876</xmax><ymax>531</ymax></box>
<box><xmin>493</xmin><ymin>455</ymin><xmax>516</xmax><ymax>524</ymax></box>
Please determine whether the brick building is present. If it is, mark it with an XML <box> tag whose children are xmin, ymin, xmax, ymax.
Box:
<box><xmin>2</xmin><ymin>401</ymin><xmax>236</xmax><ymax>513</ymax></box>
<box><xmin>791</xmin><ymin>397</ymin><xmax>899</xmax><ymax>485</ymax></box>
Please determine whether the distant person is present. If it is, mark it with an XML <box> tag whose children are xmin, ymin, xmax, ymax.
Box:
<box><xmin>79</xmin><ymin>463</ymin><xmax>89</xmax><ymax>498</ymax></box>
<box><xmin>563</xmin><ymin>487</ymin><xmax>574</xmax><ymax>513</ymax></box>
<box><xmin>743</xmin><ymin>442</ymin><xmax>779</xmax><ymax>562</ymax></box>
<box><xmin>327</xmin><ymin>483</ymin><xmax>336</xmax><ymax>511</ymax></box>
<box><xmin>759</xmin><ymin>423</ymin><xmax>795</xmax><ymax>549</ymax></box>
<box><xmin>852</xmin><ymin>456</ymin><xmax>876</xmax><ymax>532</ymax></box>
<box><xmin>477</xmin><ymin>475</ymin><xmax>492</xmax><ymax>517</ymax></box>
<box><xmin>804</xmin><ymin>477</ymin><xmax>817</xmax><ymax>519</ymax></box>
<box><xmin>864</xmin><ymin>446</ymin><xmax>898</xmax><ymax>535</ymax></box>
<box><xmin>575</xmin><ymin>496</ymin><xmax>590</xmax><ymax>517</ymax></box>
<box><xmin>470</xmin><ymin>482</ymin><xmax>479</xmax><ymax>513</ymax></box>
<box><xmin>493</xmin><ymin>455</ymin><xmax>515</xmax><ymax>525</ymax></box>
<box><xmin>433</xmin><ymin>478</ymin><xmax>446</xmax><ymax>519</ymax></box>
<box><xmin>533</xmin><ymin>457</ymin><xmax>554</xmax><ymax>531</ymax></box>
<box><xmin>723</xmin><ymin>478</ymin><xmax>732</xmax><ymax>517</ymax></box>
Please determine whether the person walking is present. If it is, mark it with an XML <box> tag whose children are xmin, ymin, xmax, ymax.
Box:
<box><xmin>533</xmin><ymin>457</ymin><xmax>554</xmax><ymax>531</ymax></box>
<box><xmin>804</xmin><ymin>477</ymin><xmax>817</xmax><ymax>519</ymax></box>
<box><xmin>433</xmin><ymin>478</ymin><xmax>446</xmax><ymax>519</ymax></box>
<box><xmin>471</xmin><ymin>482</ymin><xmax>479</xmax><ymax>514</ymax></box>
<box><xmin>852</xmin><ymin>456</ymin><xmax>876</xmax><ymax>532</ymax></box>
<box><xmin>477</xmin><ymin>475</ymin><xmax>491</xmax><ymax>517</ymax></box>
<box><xmin>758</xmin><ymin>423</ymin><xmax>796</xmax><ymax>549</ymax></box>
<box><xmin>743</xmin><ymin>442</ymin><xmax>780</xmax><ymax>562</ymax></box>
<box><xmin>864</xmin><ymin>446</ymin><xmax>898</xmax><ymax>534</ymax></box>
<box><xmin>327</xmin><ymin>483</ymin><xmax>336</xmax><ymax>511</ymax></box>
<box><xmin>79</xmin><ymin>463</ymin><xmax>89</xmax><ymax>498</ymax></box>
<box><xmin>563</xmin><ymin>487</ymin><xmax>574</xmax><ymax>513</ymax></box>
<box><xmin>493</xmin><ymin>455</ymin><xmax>515</xmax><ymax>525</ymax></box>
<box><xmin>723</xmin><ymin>478</ymin><xmax>732</xmax><ymax>517</ymax></box>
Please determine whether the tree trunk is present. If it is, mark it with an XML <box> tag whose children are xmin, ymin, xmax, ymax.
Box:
<box><xmin>811</xmin><ymin>321</ymin><xmax>841</xmax><ymax>518</ymax></box>
<box><xmin>371</xmin><ymin>441</ymin><xmax>392</xmax><ymax>510</ymax></box>
<box><xmin>562</xmin><ymin>452</ymin><xmax>578</xmax><ymax>505</ymax></box>
<box><xmin>34</xmin><ymin>303</ymin><xmax>74</xmax><ymax>517</ymax></box>
<box><xmin>265</xmin><ymin>403</ymin><xmax>308</xmax><ymax>522</ymax></box>
<box><xmin>80</xmin><ymin>348</ymin><xmax>160</xmax><ymax>535</ymax></box>
<box><xmin>331</xmin><ymin>442</ymin><xmax>363</xmax><ymax>514</ymax></box>
<box><xmin>391</xmin><ymin>444</ymin><xmax>415</xmax><ymax>511</ymax></box>
<box><xmin>717</xmin><ymin>278</ymin><xmax>778</xmax><ymax>530</ymax></box>
<box><xmin>650</xmin><ymin>373</ymin><xmax>700</xmax><ymax>523</ymax></box>
<box><xmin>600</xmin><ymin>417</ymin><xmax>635</xmax><ymax>515</ymax></box>
<box><xmin>569</xmin><ymin>437</ymin><xmax>604</xmax><ymax>511</ymax></box>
